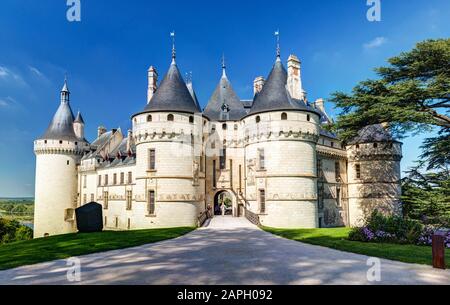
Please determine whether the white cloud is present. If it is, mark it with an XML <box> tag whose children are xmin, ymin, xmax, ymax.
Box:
<box><xmin>29</xmin><ymin>66</ymin><xmax>45</xmax><ymax>78</ymax></box>
<box><xmin>363</xmin><ymin>37</ymin><xmax>388</xmax><ymax>49</ymax></box>
<box><xmin>0</xmin><ymin>65</ymin><xmax>27</xmax><ymax>86</ymax></box>
<box><xmin>0</xmin><ymin>66</ymin><xmax>10</xmax><ymax>78</ymax></box>
<box><xmin>0</xmin><ymin>96</ymin><xmax>17</xmax><ymax>107</ymax></box>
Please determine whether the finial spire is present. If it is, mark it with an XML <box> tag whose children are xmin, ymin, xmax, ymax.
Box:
<box><xmin>221</xmin><ymin>54</ymin><xmax>227</xmax><ymax>78</ymax></box>
<box><xmin>62</xmin><ymin>73</ymin><xmax>69</xmax><ymax>92</ymax></box>
<box><xmin>275</xmin><ymin>29</ymin><xmax>281</xmax><ymax>60</ymax></box>
<box><xmin>170</xmin><ymin>31</ymin><xmax>176</xmax><ymax>64</ymax></box>
<box><xmin>60</xmin><ymin>74</ymin><xmax>70</xmax><ymax>103</ymax></box>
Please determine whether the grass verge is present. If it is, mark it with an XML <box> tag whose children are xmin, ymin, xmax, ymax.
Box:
<box><xmin>263</xmin><ymin>227</ymin><xmax>450</xmax><ymax>268</ymax></box>
<box><xmin>0</xmin><ymin>227</ymin><xmax>195</xmax><ymax>271</ymax></box>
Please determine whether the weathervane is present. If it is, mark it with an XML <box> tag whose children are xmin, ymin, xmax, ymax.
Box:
<box><xmin>275</xmin><ymin>29</ymin><xmax>280</xmax><ymax>58</ymax></box>
<box><xmin>170</xmin><ymin>31</ymin><xmax>176</xmax><ymax>62</ymax></box>
<box><xmin>221</xmin><ymin>53</ymin><xmax>226</xmax><ymax>77</ymax></box>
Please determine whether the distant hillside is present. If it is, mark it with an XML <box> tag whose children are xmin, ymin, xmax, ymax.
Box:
<box><xmin>0</xmin><ymin>198</ymin><xmax>34</xmax><ymax>202</ymax></box>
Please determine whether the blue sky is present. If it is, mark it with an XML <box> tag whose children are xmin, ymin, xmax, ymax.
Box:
<box><xmin>0</xmin><ymin>0</ymin><xmax>449</xmax><ymax>197</ymax></box>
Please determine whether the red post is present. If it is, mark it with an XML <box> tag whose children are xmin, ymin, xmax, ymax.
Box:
<box><xmin>432</xmin><ymin>232</ymin><xmax>446</xmax><ymax>269</ymax></box>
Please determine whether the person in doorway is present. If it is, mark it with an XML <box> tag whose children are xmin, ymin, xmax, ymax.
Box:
<box><xmin>221</xmin><ymin>202</ymin><xmax>226</xmax><ymax>216</ymax></box>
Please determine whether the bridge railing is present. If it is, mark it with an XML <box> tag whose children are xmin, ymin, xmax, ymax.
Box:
<box><xmin>244</xmin><ymin>209</ymin><xmax>261</xmax><ymax>226</ymax></box>
<box><xmin>197</xmin><ymin>210</ymin><xmax>210</xmax><ymax>227</ymax></box>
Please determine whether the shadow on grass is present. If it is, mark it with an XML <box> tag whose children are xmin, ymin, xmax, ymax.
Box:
<box><xmin>0</xmin><ymin>227</ymin><xmax>195</xmax><ymax>271</ymax></box>
<box><xmin>263</xmin><ymin>227</ymin><xmax>450</xmax><ymax>268</ymax></box>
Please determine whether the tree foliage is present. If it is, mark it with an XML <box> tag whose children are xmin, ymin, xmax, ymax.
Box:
<box><xmin>401</xmin><ymin>165</ymin><xmax>450</xmax><ymax>224</ymax></box>
<box><xmin>329</xmin><ymin>39</ymin><xmax>449</xmax><ymax>169</ymax></box>
<box><xmin>0</xmin><ymin>218</ymin><xmax>33</xmax><ymax>244</ymax></box>
<box><xmin>328</xmin><ymin>39</ymin><xmax>450</xmax><ymax>222</ymax></box>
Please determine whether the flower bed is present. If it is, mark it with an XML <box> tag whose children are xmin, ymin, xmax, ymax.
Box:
<box><xmin>348</xmin><ymin>211</ymin><xmax>450</xmax><ymax>248</ymax></box>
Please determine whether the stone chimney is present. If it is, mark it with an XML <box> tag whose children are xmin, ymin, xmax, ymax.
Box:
<box><xmin>147</xmin><ymin>66</ymin><xmax>158</xmax><ymax>104</ymax></box>
<box><xmin>287</xmin><ymin>54</ymin><xmax>306</xmax><ymax>102</ymax></box>
<box><xmin>126</xmin><ymin>129</ymin><xmax>133</xmax><ymax>155</ymax></box>
<box><xmin>315</xmin><ymin>98</ymin><xmax>333</xmax><ymax>124</ymax></box>
<box><xmin>314</xmin><ymin>98</ymin><xmax>325</xmax><ymax>113</ymax></box>
<box><xmin>98</xmin><ymin>126</ymin><xmax>107</xmax><ymax>137</ymax></box>
<box><xmin>253</xmin><ymin>76</ymin><xmax>265</xmax><ymax>95</ymax></box>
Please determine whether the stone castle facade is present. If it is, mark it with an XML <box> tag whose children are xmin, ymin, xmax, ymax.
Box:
<box><xmin>33</xmin><ymin>50</ymin><xmax>403</xmax><ymax>238</ymax></box>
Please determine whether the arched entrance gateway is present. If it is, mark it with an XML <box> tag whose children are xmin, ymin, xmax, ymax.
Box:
<box><xmin>213</xmin><ymin>190</ymin><xmax>236</xmax><ymax>216</ymax></box>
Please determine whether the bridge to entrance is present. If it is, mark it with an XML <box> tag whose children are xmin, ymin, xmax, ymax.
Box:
<box><xmin>202</xmin><ymin>215</ymin><xmax>255</xmax><ymax>230</ymax></box>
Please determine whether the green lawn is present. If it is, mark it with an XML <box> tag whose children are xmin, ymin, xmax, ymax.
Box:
<box><xmin>0</xmin><ymin>227</ymin><xmax>195</xmax><ymax>271</ymax></box>
<box><xmin>263</xmin><ymin>227</ymin><xmax>450</xmax><ymax>268</ymax></box>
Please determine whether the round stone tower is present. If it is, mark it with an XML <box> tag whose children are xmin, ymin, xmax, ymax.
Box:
<box><xmin>243</xmin><ymin>54</ymin><xmax>321</xmax><ymax>228</ymax></box>
<box><xmin>33</xmin><ymin>79</ymin><xmax>88</xmax><ymax>238</ymax></box>
<box><xmin>131</xmin><ymin>50</ymin><xmax>204</xmax><ymax>228</ymax></box>
<box><xmin>346</xmin><ymin>124</ymin><xmax>403</xmax><ymax>226</ymax></box>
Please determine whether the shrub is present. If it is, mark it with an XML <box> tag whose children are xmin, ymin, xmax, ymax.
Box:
<box><xmin>417</xmin><ymin>226</ymin><xmax>450</xmax><ymax>248</ymax></box>
<box><xmin>362</xmin><ymin>210</ymin><xmax>424</xmax><ymax>244</ymax></box>
<box><xmin>14</xmin><ymin>226</ymin><xmax>33</xmax><ymax>241</ymax></box>
<box><xmin>348</xmin><ymin>227</ymin><xmax>367</xmax><ymax>242</ymax></box>
<box><xmin>0</xmin><ymin>218</ymin><xmax>33</xmax><ymax>245</ymax></box>
<box><xmin>348</xmin><ymin>210</ymin><xmax>450</xmax><ymax>248</ymax></box>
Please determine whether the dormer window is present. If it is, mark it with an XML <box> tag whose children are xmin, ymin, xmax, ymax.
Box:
<box><xmin>189</xmin><ymin>116</ymin><xmax>194</xmax><ymax>124</ymax></box>
<box><xmin>374</xmin><ymin>143</ymin><xmax>378</xmax><ymax>148</ymax></box>
<box><xmin>222</xmin><ymin>123</ymin><xmax>227</xmax><ymax>130</ymax></box>
<box><xmin>307</xmin><ymin>114</ymin><xmax>311</xmax><ymax>122</ymax></box>
<box><xmin>281</xmin><ymin>112</ymin><xmax>287</xmax><ymax>120</ymax></box>
<box><xmin>167</xmin><ymin>114</ymin><xmax>174</xmax><ymax>121</ymax></box>
<box><xmin>256</xmin><ymin>116</ymin><xmax>261</xmax><ymax>124</ymax></box>
<box><xmin>147</xmin><ymin>115</ymin><xmax>152</xmax><ymax>122</ymax></box>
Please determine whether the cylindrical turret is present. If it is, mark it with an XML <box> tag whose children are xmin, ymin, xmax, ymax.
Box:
<box><xmin>346</xmin><ymin>124</ymin><xmax>403</xmax><ymax>226</ymax></box>
<box><xmin>244</xmin><ymin>111</ymin><xmax>320</xmax><ymax>228</ymax></box>
<box><xmin>130</xmin><ymin>55</ymin><xmax>204</xmax><ymax>229</ymax></box>
<box><xmin>244</xmin><ymin>55</ymin><xmax>321</xmax><ymax>228</ymax></box>
<box><xmin>33</xmin><ymin>79</ymin><xmax>87</xmax><ymax>237</ymax></box>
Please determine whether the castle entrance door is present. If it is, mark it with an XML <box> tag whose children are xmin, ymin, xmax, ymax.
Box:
<box><xmin>214</xmin><ymin>191</ymin><xmax>233</xmax><ymax>216</ymax></box>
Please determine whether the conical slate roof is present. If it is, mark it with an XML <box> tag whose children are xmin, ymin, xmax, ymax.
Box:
<box><xmin>348</xmin><ymin>124</ymin><xmax>399</xmax><ymax>144</ymax></box>
<box><xmin>248</xmin><ymin>58</ymin><xmax>317</xmax><ymax>116</ymax></box>
<box><xmin>74</xmin><ymin>111</ymin><xmax>85</xmax><ymax>124</ymax></box>
<box><xmin>39</xmin><ymin>100</ymin><xmax>77</xmax><ymax>141</ymax></box>
<box><xmin>203</xmin><ymin>69</ymin><xmax>247</xmax><ymax>121</ymax></box>
<box><xmin>143</xmin><ymin>62</ymin><xmax>200</xmax><ymax>114</ymax></box>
